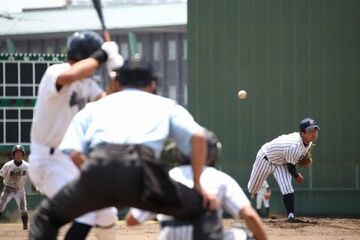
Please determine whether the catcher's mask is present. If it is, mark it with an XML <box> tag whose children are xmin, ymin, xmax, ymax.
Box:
<box><xmin>12</xmin><ymin>144</ymin><xmax>26</xmax><ymax>156</ymax></box>
<box><xmin>66</xmin><ymin>31</ymin><xmax>104</xmax><ymax>62</ymax></box>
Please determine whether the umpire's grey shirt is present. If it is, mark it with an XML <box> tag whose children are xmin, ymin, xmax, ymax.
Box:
<box><xmin>59</xmin><ymin>88</ymin><xmax>203</xmax><ymax>158</ymax></box>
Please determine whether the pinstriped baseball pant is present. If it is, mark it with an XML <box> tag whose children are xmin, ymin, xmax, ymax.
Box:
<box><xmin>247</xmin><ymin>150</ymin><xmax>294</xmax><ymax>195</ymax></box>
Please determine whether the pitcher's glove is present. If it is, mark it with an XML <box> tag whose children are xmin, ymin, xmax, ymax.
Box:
<box><xmin>298</xmin><ymin>151</ymin><xmax>313</xmax><ymax>168</ymax></box>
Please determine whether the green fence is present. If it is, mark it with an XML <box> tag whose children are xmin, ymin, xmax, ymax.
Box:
<box><xmin>188</xmin><ymin>0</ymin><xmax>360</xmax><ymax>216</ymax></box>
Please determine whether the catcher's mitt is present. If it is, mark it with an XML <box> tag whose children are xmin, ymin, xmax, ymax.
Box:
<box><xmin>298</xmin><ymin>150</ymin><xmax>313</xmax><ymax>168</ymax></box>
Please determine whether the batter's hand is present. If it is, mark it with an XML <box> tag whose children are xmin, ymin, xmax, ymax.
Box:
<box><xmin>295</xmin><ymin>173</ymin><xmax>304</xmax><ymax>184</ymax></box>
<box><xmin>194</xmin><ymin>183</ymin><xmax>220</xmax><ymax>210</ymax></box>
<box><xmin>101</xmin><ymin>42</ymin><xmax>124</xmax><ymax>70</ymax></box>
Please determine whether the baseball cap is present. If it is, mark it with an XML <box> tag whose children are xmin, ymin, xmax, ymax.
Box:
<box><xmin>115</xmin><ymin>59</ymin><xmax>154</xmax><ymax>86</ymax></box>
<box><xmin>299</xmin><ymin>118</ymin><xmax>320</xmax><ymax>132</ymax></box>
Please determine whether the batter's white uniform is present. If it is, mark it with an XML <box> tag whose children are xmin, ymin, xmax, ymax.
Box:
<box><xmin>248</xmin><ymin>132</ymin><xmax>313</xmax><ymax>195</ymax></box>
<box><xmin>0</xmin><ymin>160</ymin><xmax>29</xmax><ymax>213</ymax></box>
<box><xmin>130</xmin><ymin>165</ymin><xmax>252</xmax><ymax>240</ymax></box>
<box><xmin>256</xmin><ymin>180</ymin><xmax>270</xmax><ymax>210</ymax></box>
<box><xmin>29</xmin><ymin>63</ymin><xmax>117</xmax><ymax>227</ymax></box>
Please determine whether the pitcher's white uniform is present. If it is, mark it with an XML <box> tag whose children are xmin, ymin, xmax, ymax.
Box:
<box><xmin>29</xmin><ymin>63</ymin><xmax>117</xmax><ymax>228</ymax></box>
<box><xmin>129</xmin><ymin>165</ymin><xmax>252</xmax><ymax>240</ymax></box>
<box><xmin>248</xmin><ymin>118</ymin><xmax>319</xmax><ymax>221</ymax></box>
<box><xmin>247</xmin><ymin>132</ymin><xmax>312</xmax><ymax>195</ymax></box>
<box><xmin>256</xmin><ymin>180</ymin><xmax>270</xmax><ymax>210</ymax></box>
<box><xmin>0</xmin><ymin>160</ymin><xmax>29</xmax><ymax>213</ymax></box>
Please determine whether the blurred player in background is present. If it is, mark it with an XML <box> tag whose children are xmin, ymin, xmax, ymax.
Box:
<box><xmin>0</xmin><ymin>144</ymin><xmax>29</xmax><ymax>230</ymax></box>
<box><xmin>28</xmin><ymin>31</ymin><xmax>123</xmax><ymax>240</ymax></box>
<box><xmin>255</xmin><ymin>180</ymin><xmax>271</xmax><ymax>218</ymax></box>
<box><xmin>28</xmin><ymin>59</ymin><xmax>222</xmax><ymax>240</ymax></box>
<box><xmin>247</xmin><ymin>118</ymin><xmax>319</xmax><ymax>222</ymax></box>
<box><xmin>125</xmin><ymin>131</ymin><xmax>268</xmax><ymax>240</ymax></box>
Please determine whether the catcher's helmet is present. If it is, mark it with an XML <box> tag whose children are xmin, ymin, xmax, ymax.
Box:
<box><xmin>205</xmin><ymin>130</ymin><xmax>222</xmax><ymax>166</ymax></box>
<box><xmin>160</xmin><ymin>130</ymin><xmax>222</xmax><ymax>166</ymax></box>
<box><xmin>66</xmin><ymin>31</ymin><xmax>103</xmax><ymax>61</ymax></box>
<box><xmin>12</xmin><ymin>144</ymin><xmax>26</xmax><ymax>156</ymax></box>
<box><xmin>115</xmin><ymin>59</ymin><xmax>155</xmax><ymax>87</ymax></box>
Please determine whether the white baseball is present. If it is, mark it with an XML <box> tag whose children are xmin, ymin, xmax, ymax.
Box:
<box><xmin>238</xmin><ymin>90</ymin><xmax>247</xmax><ymax>100</ymax></box>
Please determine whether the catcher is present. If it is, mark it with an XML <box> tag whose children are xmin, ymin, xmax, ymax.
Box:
<box><xmin>125</xmin><ymin>130</ymin><xmax>268</xmax><ymax>240</ymax></box>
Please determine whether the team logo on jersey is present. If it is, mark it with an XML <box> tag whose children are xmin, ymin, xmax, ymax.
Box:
<box><xmin>9</xmin><ymin>170</ymin><xmax>22</xmax><ymax>177</ymax></box>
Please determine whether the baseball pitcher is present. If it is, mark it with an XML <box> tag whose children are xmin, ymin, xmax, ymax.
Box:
<box><xmin>247</xmin><ymin>118</ymin><xmax>319</xmax><ymax>222</ymax></box>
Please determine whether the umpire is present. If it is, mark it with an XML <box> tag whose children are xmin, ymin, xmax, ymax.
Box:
<box><xmin>29</xmin><ymin>59</ymin><xmax>222</xmax><ymax>240</ymax></box>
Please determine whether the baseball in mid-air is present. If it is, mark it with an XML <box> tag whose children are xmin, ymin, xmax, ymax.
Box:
<box><xmin>238</xmin><ymin>90</ymin><xmax>247</xmax><ymax>100</ymax></box>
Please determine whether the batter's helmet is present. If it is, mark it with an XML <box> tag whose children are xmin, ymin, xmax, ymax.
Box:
<box><xmin>66</xmin><ymin>31</ymin><xmax>104</xmax><ymax>61</ymax></box>
<box><xmin>115</xmin><ymin>59</ymin><xmax>155</xmax><ymax>87</ymax></box>
<box><xmin>12</xmin><ymin>144</ymin><xmax>26</xmax><ymax>156</ymax></box>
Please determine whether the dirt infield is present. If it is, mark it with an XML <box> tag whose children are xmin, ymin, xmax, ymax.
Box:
<box><xmin>0</xmin><ymin>217</ymin><xmax>359</xmax><ymax>239</ymax></box>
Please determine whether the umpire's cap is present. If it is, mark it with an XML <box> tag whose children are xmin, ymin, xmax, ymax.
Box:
<box><xmin>66</xmin><ymin>31</ymin><xmax>103</xmax><ymax>61</ymax></box>
<box><xmin>12</xmin><ymin>144</ymin><xmax>26</xmax><ymax>156</ymax></box>
<box><xmin>115</xmin><ymin>59</ymin><xmax>155</xmax><ymax>87</ymax></box>
<box><xmin>299</xmin><ymin>118</ymin><xmax>320</xmax><ymax>132</ymax></box>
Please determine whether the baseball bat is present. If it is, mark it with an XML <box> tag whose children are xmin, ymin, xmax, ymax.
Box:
<box><xmin>92</xmin><ymin>0</ymin><xmax>111</xmax><ymax>41</ymax></box>
<box><xmin>92</xmin><ymin>0</ymin><xmax>112</xmax><ymax>91</ymax></box>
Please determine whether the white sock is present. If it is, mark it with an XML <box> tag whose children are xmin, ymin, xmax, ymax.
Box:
<box><xmin>288</xmin><ymin>213</ymin><xmax>294</xmax><ymax>219</ymax></box>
